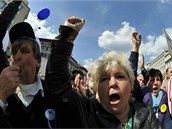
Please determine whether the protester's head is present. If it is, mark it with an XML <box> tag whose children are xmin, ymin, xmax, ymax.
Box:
<box><xmin>137</xmin><ymin>73</ymin><xmax>144</xmax><ymax>86</ymax></box>
<box><xmin>9</xmin><ymin>22</ymin><xmax>41</xmax><ymax>84</ymax></box>
<box><xmin>165</xmin><ymin>67</ymin><xmax>172</xmax><ymax>79</ymax></box>
<box><xmin>85</xmin><ymin>63</ymin><xmax>94</xmax><ymax>89</ymax></box>
<box><xmin>71</xmin><ymin>69</ymin><xmax>84</xmax><ymax>84</ymax></box>
<box><xmin>144</xmin><ymin>68</ymin><xmax>162</xmax><ymax>97</ymax></box>
<box><xmin>71</xmin><ymin>69</ymin><xmax>84</xmax><ymax>79</ymax></box>
<box><xmin>91</xmin><ymin>51</ymin><xmax>135</xmax><ymax>114</ymax></box>
<box><xmin>11</xmin><ymin>37</ymin><xmax>41</xmax><ymax>67</ymax></box>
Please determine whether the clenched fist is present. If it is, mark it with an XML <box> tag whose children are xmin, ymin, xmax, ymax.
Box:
<box><xmin>64</xmin><ymin>16</ymin><xmax>85</xmax><ymax>32</ymax></box>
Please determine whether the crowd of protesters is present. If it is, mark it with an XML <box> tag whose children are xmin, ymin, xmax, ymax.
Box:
<box><xmin>0</xmin><ymin>1</ymin><xmax>172</xmax><ymax>129</ymax></box>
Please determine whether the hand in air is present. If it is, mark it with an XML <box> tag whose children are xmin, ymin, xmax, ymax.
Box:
<box><xmin>64</xmin><ymin>16</ymin><xmax>85</xmax><ymax>32</ymax></box>
<box><xmin>131</xmin><ymin>32</ymin><xmax>142</xmax><ymax>46</ymax></box>
<box><xmin>131</xmin><ymin>32</ymin><xmax>142</xmax><ymax>52</ymax></box>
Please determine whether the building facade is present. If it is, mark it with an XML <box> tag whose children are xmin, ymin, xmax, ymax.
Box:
<box><xmin>39</xmin><ymin>38</ymin><xmax>88</xmax><ymax>78</ymax></box>
<box><xmin>146</xmin><ymin>50</ymin><xmax>172</xmax><ymax>76</ymax></box>
<box><xmin>0</xmin><ymin>0</ymin><xmax>30</xmax><ymax>30</ymax></box>
<box><xmin>1</xmin><ymin>0</ymin><xmax>30</xmax><ymax>54</ymax></box>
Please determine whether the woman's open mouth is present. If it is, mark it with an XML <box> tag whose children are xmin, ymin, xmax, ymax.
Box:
<box><xmin>153</xmin><ymin>86</ymin><xmax>158</xmax><ymax>91</ymax></box>
<box><xmin>109</xmin><ymin>93</ymin><xmax>120</xmax><ymax>104</ymax></box>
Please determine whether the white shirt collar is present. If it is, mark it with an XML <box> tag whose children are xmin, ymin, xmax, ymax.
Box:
<box><xmin>19</xmin><ymin>76</ymin><xmax>44</xmax><ymax>97</ymax></box>
<box><xmin>16</xmin><ymin>76</ymin><xmax>44</xmax><ymax>107</ymax></box>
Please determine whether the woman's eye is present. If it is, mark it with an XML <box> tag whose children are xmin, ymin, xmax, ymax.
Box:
<box><xmin>100</xmin><ymin>77</ymin><xmax>109</xmax><ymax>82</ymax></box>
<box><xmin>116</xmin><ymin>75</ymin><xmax>125</xmax><ymax>80</ymax></box>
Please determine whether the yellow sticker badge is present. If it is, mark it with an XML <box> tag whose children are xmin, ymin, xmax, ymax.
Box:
<box><xmin>160</xmin><ymin>104</ymin><xmax>167</xmax><ymax>113</ymax></box>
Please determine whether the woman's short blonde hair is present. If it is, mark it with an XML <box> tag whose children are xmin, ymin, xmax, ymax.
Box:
<box><xmin>91</xmin><ymin>51</ymin><xmax>135</xmax><ymax>93</ymax></box>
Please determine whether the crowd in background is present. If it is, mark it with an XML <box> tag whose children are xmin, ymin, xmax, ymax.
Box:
<box><xmin>0</xmin><ymin>1</ymin><xmax>172</xmax><ymax>129</ymax></box>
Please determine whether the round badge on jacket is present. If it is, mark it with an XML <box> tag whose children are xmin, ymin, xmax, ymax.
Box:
<box><xmin>160</xmin><ymin>104</ymin><xmax>167</xmax><ymax>113</ymax></box>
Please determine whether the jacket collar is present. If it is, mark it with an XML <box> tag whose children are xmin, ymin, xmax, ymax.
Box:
<box><xmin>131</xmin><ymin>101</ymin><xmax>149</xmax><ymax>129</ymax></box>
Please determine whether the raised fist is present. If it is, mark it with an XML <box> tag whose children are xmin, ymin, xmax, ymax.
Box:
<box><xmin>64</xmin><ymin>16</ymin><xmax>85</xmax><ymax>32</ymax></box>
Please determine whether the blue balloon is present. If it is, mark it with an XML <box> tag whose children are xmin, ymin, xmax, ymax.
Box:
<box><xmin>37</xmin><ymin>8</ymin><xmax>50</xmax><ymax>20</ymax></box>
<box><xmin>45</xmin><ymin>109</ymin><xmax>55</xmax><ymax>121</ymax></box>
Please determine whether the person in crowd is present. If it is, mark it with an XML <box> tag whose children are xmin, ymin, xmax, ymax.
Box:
<box><xmin>72</xmin><ymin>31</ymin><xmax>144</xmax><ymax>102</ymax></box>
<box><xmin>0</xmin><ymin>22</ymin><xmax>52</xmax><ymax>128</ymax></box>
<box><xmin>71</xmin><ymin>68</ymin><xmax>95</xmax><ymax>98</ymax></box>
<box><xmin>86</xmin><ymin>64</ymin><xmax>95</xmax><ymax>91</ymax></box>
<box><xmin>139</xmin><ymin>54</ymin><xmax>150</xmax><ymax>96</ymax></box>
<box><xmin>143</xmin><ymin>68</ymin><xmax>172</xmax><ymax>129</ymax></box>
<box><xmin>85</xmin><ymin>66</ymin><xmax>95</xmax><ymax>98</ymax></box>
<box><xmin>137</xmin><ymin>73</ymin><xmax>144</xmax><ymax>86</ymax></box>
<box><xmin>162</xmin><ymin>67</ymin><xmax>172</xmax><ymax>90</ymax></box>
<box><xmin>0</xmin><ymin>1</ymin><xmax>21</xmax><ymax>127</ymax></box>
<box><xmin>0</xmin><ymin>0</ymin><xmax>21</xmax><ymax>73</ymax></box>
<box><xmin>70</xmin><ymin>69</ymin><xmax>93</xmax><ymax>98</ymax></box>
<box><xmin>161</xmin><ymin>67</ymin><xmax>172</xmax><ymax>118</ymax></box>
<box><xmin>71</xmin><ymin>69</ymin><xmax>84</xmax><ymax>91</ymax></box>
<box><xmin>166</xmin><ymin>75</ymin><xmax>172</xmax><ymax>118</ymax></box>
<box><xmin>128</xmin><ymin>32</ymin><xmax>144</xmax><ymax>102</ymax></box>
<box><xmin>137</xmin><ymin>53</ymin><xmax>145</xmax><ymax>87</ymax></box>
<box><xmin>45</xmin><ymin>16</ymin><xmax>162</xmax><ymax>128</ymax></box>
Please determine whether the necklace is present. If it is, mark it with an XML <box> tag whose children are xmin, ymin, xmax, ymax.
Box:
<box><xmin>124</xmin><ymin>107</ymin><xmax>133</xmax><ymax>129</ymax></box>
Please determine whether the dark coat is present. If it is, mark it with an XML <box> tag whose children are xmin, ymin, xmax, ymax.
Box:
<box><xmin>6</xmin><ymin>85</ymin><xmax>49</xmax><ymax>128</ymax></box>
<box><xmin>143</xmin><ymin>90</ymin><xmax>172</xmax><ymax>128</ymax></box>
<box><xmin>129</xmin><ymin>51</ymin><xmax>144</xmax><ymax>102</ymax></box>
<box><xmin>0</xmin><ymin>79</ymin><xmax>53</xmax><ymax>128</ymax></box>
<box><xmin>0</xmin><ymin>1</ymin><xmax>21</xmax><ymax>73</ymax></box>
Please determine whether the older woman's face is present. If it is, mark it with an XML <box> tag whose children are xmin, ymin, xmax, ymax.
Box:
<box><xmin>98</xmin><ymin>67</ymin><xmax>132</xmax><ymax>115</ymax></box>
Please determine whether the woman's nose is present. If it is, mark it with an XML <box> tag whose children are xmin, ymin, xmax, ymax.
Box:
<box><xmin>109</xmin><ymin>77</ymin><xmax>117</xmax><ymax>88</ymax></box>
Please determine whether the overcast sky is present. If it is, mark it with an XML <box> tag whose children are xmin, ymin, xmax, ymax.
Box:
<box><xmin>25</xmin><ymin>0</ymin><xmax>172</xmax><ymax>70</ymax></box>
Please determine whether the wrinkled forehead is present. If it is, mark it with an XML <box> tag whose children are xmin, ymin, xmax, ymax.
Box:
<box><xmin>101</xmin><ymin>65</ymin><xmax>126</xmax><ymax>76</ymax></box>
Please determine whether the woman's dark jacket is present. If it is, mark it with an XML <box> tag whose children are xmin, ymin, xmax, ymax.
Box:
<box><xmin>143</xmin><ymin>89</ymin><xmax>172</xmax><ymax>129</ymax></box>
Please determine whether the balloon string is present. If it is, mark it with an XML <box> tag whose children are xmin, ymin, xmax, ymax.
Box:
<box><xmin>48</xmin><ymin>120</ymin><xmax>53</xmax><ymax>129</ymax></box>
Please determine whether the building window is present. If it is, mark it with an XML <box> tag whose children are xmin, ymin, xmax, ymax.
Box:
<box><xmin>18</xmin><ymin>4</ymin><xmax>23</xmax><ymax>11</ymax></box>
